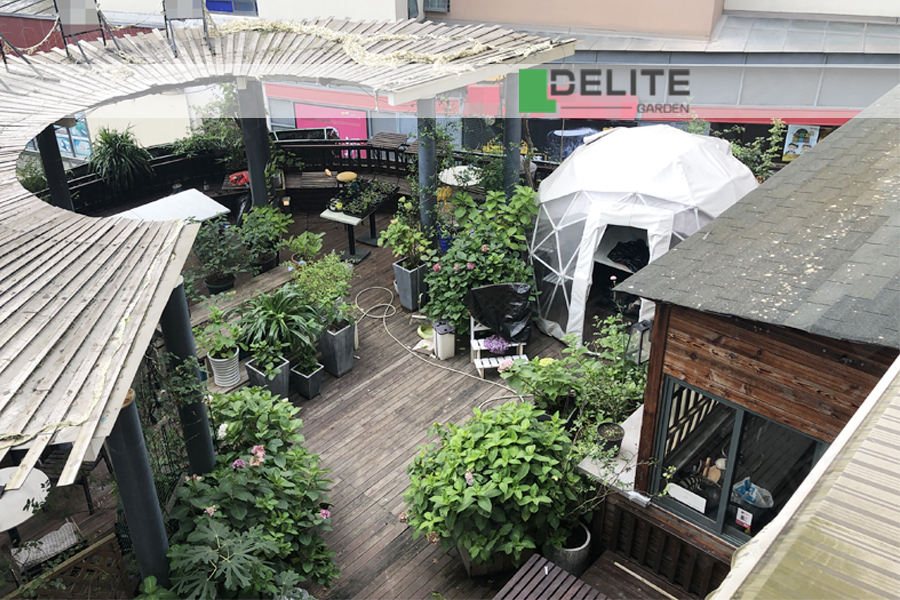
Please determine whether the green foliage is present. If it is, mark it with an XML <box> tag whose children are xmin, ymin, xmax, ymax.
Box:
<box><xmin>17</xmin><ymin>155</ymin><xmax>48</xmax><ymax>194</ymax></box>
<box><xmin>239</xmin><ymin>205</ymin><xmax>294</xmax><ymax>262</ymax></box>
<box><xmin>722</xmin><ymin>119</ymin><xmax>786</xmax><ymax>182</ymax></box>
<box><xmin>193</xmin><ymin>294</ymin><xmax>241</xmax><ymax>359</ymax></box>
<box><xmin>423</xmin><ymin>223</ymin><xmax>533</xmax><ymax>333</ymax></box>
<box><xmin>169</xmin><ymin>387</ymin><xmax>338</xmax><ymax>597</ymax></box>
<box><xmin>404</xmin><ymin>402</ymin><xmax>590</xmax><ymax>565</ymax></box>
<box><xmin>284</xmin><ymin>232</ymin><xmax>325</xmax><ymax>264</ymax></box>
<box><xmin>378</xmin><ymin>196</ymin><xmax>432</xmax><ymax>267</ymax></box>
<box><xmin>339</xmin><ymin>179</ymin><xmax>395</xmax><ymax>216</ymax></box>
<box><xmin>451</xmin><ymin>186</ymin><xmax>539</xmax><ymax>253</ymax></box>
<box><xmin>237</xmin><ymin>285</ymin><xmax>323</xmax><ymax>358</ymax></box>
<box><xmin>266</xmin><ymin>142</ymin><xmax>304</xmax><ymax>195</ymax></box>
<box><xmin>161</xmin><ymin>354</ymin><xmax>205</xmax><ymax>406</ymax></box>
<box><xmin>247</xmin><ymin>340</ymin><xmax>288</xmax><ymax>380</ymax></box>
<box><xmin>191</xmin><ymin>216</ymin><xmax>252</xmax><ymax>284</ymax></box>
<box><xmin>89</xmin><ymin>127</ymin><xmax>153</xmax><ymax>193</ymax></box>
<box><xmin>502</xmin><ymin>316</ymin><xmax>647</xmax><ymax>426</ymax></box>
<box><xmin>291</xmin><ymin>253</ymin><xmax>356</xmax><ymax>327</ymax></box>
<box><xmin>171</xmin><ymin>117</ymin><xmax>246</xmax><ymax>171</ymax></box>
<box><xmin>136</xmin><ymin>575</ymin><xmax>178</xmax><ymax>600</ymax></box>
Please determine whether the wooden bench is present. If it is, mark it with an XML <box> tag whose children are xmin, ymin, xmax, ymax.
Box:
<box><xmin>493</xmin><ymin>554</ymin><xmax>607</xmax><ymax>600</ymax></box>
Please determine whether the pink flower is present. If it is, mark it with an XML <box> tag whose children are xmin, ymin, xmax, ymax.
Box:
<box><xmin>433</xmin><ymin>263</ymin><xmax>441</xmax><ymax>272</ymax></box>
<box><xmin>251</xmin><ymin>445</ymin><xmax>265</xmax><ymax>457</ymax></box>
<box><xmin>250</xmin><ymin>454</ymin><xmax>265</xmax><ymax>467</ymax></box>
<box><xmin>232</xmin><ymin>459</ymin><xmax>246</xmax><ymax>469</ymax></box>
<box><xmin>204</xmin><ymin>505</ymin><xmax>217</xmax><ymax>516</ymax></box>
<box><xmin>319</xmin><ymin>509</ymin><xmax>331</xmax><ymax>519</ymax></box>
<box><xmin>466</xmin><ymin>262</ymin><xmax>474</xmax><ymax>270</ymax></box>
<box><xmin>453</xmin><ymin>264</ymin><xmax>459</xmax><ymax>271</ymax></box>
<box><xmin>192</xmin><ymin>475</ymin><xmax>202</xmax><ymax>481</ymax></box>
<box><xmin>497</xmin><ymin>358</ymin><xmax>515</xmax><ymax>373</ymax></box>
<box><xmin>610</xmin><ymin>275</ymin><xmax>617</xmax><ymax>283</ymax></box>
<box><xmin>481</xmin><ymin>244</ymin><xmax>489</xmax><ymax>252</ymax></box>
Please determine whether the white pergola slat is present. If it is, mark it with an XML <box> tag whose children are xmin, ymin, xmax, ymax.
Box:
<box><xmin>0</xmin><ymin>20</ymin><xmax>574</xmax><ymax>489</ymax></box>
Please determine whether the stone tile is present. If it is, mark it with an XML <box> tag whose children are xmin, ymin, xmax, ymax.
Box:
<box><xmin>783</xmin><ymin>30</ymin><xmax>826</xmax><ymax>53</ymax></box>
<box><xmin>722</xmin><ymin>15</ymin><xmax>756</xmax><ymax>28</ymax></box>
<box><xmin>624</xmin><ymin>38</ymin><xmax>665</xmax><ymax>51</ymax></box>
<box><xmin>789</xmin><ymin>19</ymin><xmax>828</xmax><ymax>32</ymax></box>
<box><xmin>827</xmin><ymin>21</ymin><xmax>867</xmax><ymax>34</ymax></box>
<box><xmin>865</xmin><ymin>35</ymin><xmax>900</xmax><ymax>53</ymax></box>
<box><xmin>589</xmin><ymin>36</ymin><xmax>633</xmax><ymax>51</ymax></box>
<box><xmin>823</xmin><ymin>31</ymin><xmax>865</xmax><ymax>52</ymax></box>
<box><xmin>865</xmin><ymin>23</ymin><xmax>900</xmax><ymax>37</ymax></box>
<box><xmin>745</xmin><ymin>27</ymin><xmax>788</xmax><ymax>52</ymax></box>
<box><xmin>752</xmin><ymin>17</ymin><xmax>791</xmax><ymax>30</ymax></box>
<box><xmin>660</xmin><ymin>39</ymin><xmax>709</xmax><ymax>51</ymax></box>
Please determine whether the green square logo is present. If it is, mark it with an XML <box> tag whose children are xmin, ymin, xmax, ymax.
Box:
<box><xmin>519</xmin><ymin>69</ymin><xmax>556</xmax><ymax>113</ymax></box>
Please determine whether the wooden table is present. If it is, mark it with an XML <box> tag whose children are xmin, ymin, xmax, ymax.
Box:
<box><xmin>493</xmin><ymin>554</ymin><xmax>607</xmax><ymax>600</ymax></box>
<box><xmin>0</xmin><ymin>467</ymin><xmax>50</xmax><ymax>547</ymax></box>
<box><xmin>319</xmin><ymin>206</ymin><xmax>380</xmax><ymax>263</ymax></box>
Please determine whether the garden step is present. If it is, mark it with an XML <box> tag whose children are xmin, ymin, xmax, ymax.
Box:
<box><xmin>474</xmin><ymin>354</ymin><xmax>528</xmax><ymax>378</ymax></box>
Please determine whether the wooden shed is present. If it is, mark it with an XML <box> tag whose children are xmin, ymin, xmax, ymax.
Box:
<box><xmin>596</xmin><ymin>85</ymin><xmax>900</xmax><ymax>597</ymax></box>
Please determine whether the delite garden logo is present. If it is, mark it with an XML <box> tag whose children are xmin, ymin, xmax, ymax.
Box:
<box><xmin>519</xmin><ymin>68</ymin><xmax>691</xmax><ymax>117</ymax></box>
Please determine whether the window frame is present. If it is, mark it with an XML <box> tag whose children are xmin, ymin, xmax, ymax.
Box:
<box><xmin>650</xmin><ymin>375</ymin><xmax>827</xmax><ymax>546</ymax></box>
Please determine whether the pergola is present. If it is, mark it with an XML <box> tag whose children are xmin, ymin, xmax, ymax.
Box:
<box><xmin>0</xmin><ymin>17</ymin><xmax>573</xmax><ymax>580</ymax></box>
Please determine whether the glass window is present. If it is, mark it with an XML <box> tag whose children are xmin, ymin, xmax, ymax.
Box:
<box><xmin>206</xmin><ymin>0</ymin><xmax>257</xmax><ymax>15</ymax></box>
<box><xmin>651</xmin><ymin>377</ymin><xmax>826</xmax><ymax>544</ymax></box>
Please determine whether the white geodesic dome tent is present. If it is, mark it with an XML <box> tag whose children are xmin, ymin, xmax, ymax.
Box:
<box><xmin>530</xmin><ymin>125</ymin><xmax>759</xmax><ymax>341</ymax></box>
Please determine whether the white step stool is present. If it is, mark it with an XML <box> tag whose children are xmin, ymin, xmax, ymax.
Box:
<box><xmin>470</xmin><ymin>316</ymin><xmax>527</xmax><ymax>377</ymax></box>
<box><xmin>474</xmin><ymin>354</ymin><xmax>529</xmax><ymax>378</ymax></box>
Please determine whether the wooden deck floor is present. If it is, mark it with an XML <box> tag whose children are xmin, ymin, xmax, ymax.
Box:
<box><xmin>285</xmin><ymin>211</ymin><xmax>568</xmax><ymax>599</ymax></box>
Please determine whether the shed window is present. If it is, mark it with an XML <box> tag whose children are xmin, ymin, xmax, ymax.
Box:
<box><xmin>650</xmin><ymin>377</ymin><xmax>827</xmax><ymax>544</ymax></box>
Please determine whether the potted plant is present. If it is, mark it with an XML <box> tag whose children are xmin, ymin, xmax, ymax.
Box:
<box><xmin>378</xmin><ymin>197</ymin><xmax>432</xmax><ymax>311</ymax></box>
<box><xmin>192</xmin><ymin>216</ymin><xmax>252</xmax><ymax>294</ymax></box>
<box><xmin>404</xmin><ymin>402</ymin><xmax>587</xmax><ymax>577</ymax></box>
<box><xmin>239</xmin><ymin>205</ymin><xmax>293</xmax><ymax>273</ymax></box>
<box><xmin>290</xmin><ymin>342</ymin><xmax>325</xmax><ymax>400</ymax></box>
<box><xmin>193</xmin><ymin>295</ymin><xmax>242</xmax><ymax>387</ymax></box>
<box><xmin>245</xmin><ymin>340</ymin><xmax>291</xmax><ymax>399</ymax></box>
<box><xmin>88</xmin><ymin>126</ymin><xmax>153</xmax><ymax>195</ymax></box>
<box><xmin>284</xmin><ymin>231</ymin><xmax>325</xmax><ymax>266</ymax></box>
<box><xmin>293</xmin><ymin>254</ymin><xmax>357</xmax><ymax>378</ymax></box>
<box><xmin>597</xmin><ymin>421</ymin><xmax>626</xmax><ymax>455</ymax></box>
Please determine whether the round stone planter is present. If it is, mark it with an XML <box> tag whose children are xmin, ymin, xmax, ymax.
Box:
<box><xmin>545</xmin><ymin>522</ymin><xmax>591</xmax><ymax>577</ymax></box>
<box><xmin>205</xmin><ymin>275</ymin><xmax>236</xmax><ymax>295</ymax></box>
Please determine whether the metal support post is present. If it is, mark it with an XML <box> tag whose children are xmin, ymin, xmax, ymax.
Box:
<box><xmin>36</xmin><ymin>125</ymin><xmax>74</xmax><ymax>211</ymax></box>
<box><xmin>417</xmin><ymin>98</ymin><xmax>437</xmax><ymax>233</ymax></box>
<box><xmin>107</xmin><ymin>396</ymin><xmax>170</xmax><ymax>587</ymax></box>
<box><xmin>502</xmin><ymin>73</ymin><xmax>522</xmax><ymax>198</ymax></box>
<box><xmin>159</xmin><ymin>278</ymin><xmax>215</xmax><ymax>475</ymax></box>
<box><xmin>237</xmin><ymin>79</ymin><xmax>271</xmax><ymax>207</ymax></box>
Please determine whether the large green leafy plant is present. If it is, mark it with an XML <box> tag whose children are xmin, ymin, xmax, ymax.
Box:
<box><xmin>378</xmin><ymin>196</ymin><xmax>431</xmax><ymax>268</ymax></box>
<box><xmin>89</xmin><ymin>127</ymin><xmax>153</xmax><ymax>193</ymax></box>
<box><xmin>450</xmin><ymin>186</ymin><xmax>539</xmax><ymax>253</ymax></box>
<box><xmin>423</xmin><ymin>223</ymin><xmax>533</xmax><ymax>333</ymax></box>
<box><xmin>404</xmin><ymin>402</ymin><xmax>588</xmax><ymax>566</ymax></box>
<box><xmin>237</xmin><ymin>285</ymin><xmax>323</xmax><ymax>358</ymax></box>
<box><xmin>291</xmin><ymin>253</ymin><xmax>356</xmax><ymax>329</ymax></box>
<box><xmin>239</xmin><ymin>205</ymin><xmax>293</xmax><ymax>264</ymax></box>
<box><xmin>191</xmin><ymin>216</ymin><xmax>252</xmax><ymax>285</ymax></box>
<box><xmin>167</xmin><ymin>387</ymin><xmax>338</xmax><ymax>599</ymax></box>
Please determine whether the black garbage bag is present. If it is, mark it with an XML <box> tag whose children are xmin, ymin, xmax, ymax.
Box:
<box><xmin>464</xmin><ymin>283</ymin><xmax>534</xmax><ymax>344</ymax></box>
<box><xmin>607</xmin><ymin>238</ymin><xmax>650</xmax><ymax>272</ymax></box>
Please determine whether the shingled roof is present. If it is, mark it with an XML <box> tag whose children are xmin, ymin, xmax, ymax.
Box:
<box><xmin>621</xmin><ymin>85</ymin><xmax>900</xmax><ymax>350</ymax></box>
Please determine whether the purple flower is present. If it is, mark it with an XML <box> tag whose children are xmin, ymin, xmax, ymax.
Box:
<box><xmin>319</xmin><ymin>509</ymin><xmax>331</xmax><ymax>519</ymax></box>
<box><xmin>466</xmin><ymin>262</ymin><xmax>474</xmax><ymax>270</ymax></box>
<box><xmin>483</xmin><ymin>335</ymin><xmax>510</xmax><ymax>355</ymax></box>
<box><xmin>232</xmin><ymin>459</ymin><xmax>246</xmax><ymax>469</ymax></box>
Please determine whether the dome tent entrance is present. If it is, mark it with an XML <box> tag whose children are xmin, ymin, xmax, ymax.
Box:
<box><xmin>530</xmin><ymin>125</ymin><xmax>758</xmax><ymax>341</ymax></box>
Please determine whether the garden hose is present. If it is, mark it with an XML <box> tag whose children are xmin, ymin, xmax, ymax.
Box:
<box><xmin>353</xmin><ymin>286</ymin><xmax>523</xmax><ymax>408</ymax></box>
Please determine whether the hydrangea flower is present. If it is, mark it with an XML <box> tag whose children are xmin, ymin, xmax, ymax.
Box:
<box><xmin>483</xmin><ymin>335</ymin><xmax>510</xmax><ymax>355</ymax></box>
<box><xmin>497</xmin><ymin>358</ymin><xmax>515</xmax><ymax>373</ymax></box>
<box><xmin>538</xmin><ymin>357</ymin><xmax>555</xmax><ymax>367</ymax></box>
<box><xmin>481</xmin><ymin>244</ymin><xmax>490</xmax><ymax>252</ymax></box>
<box><xmin>466</xmin><ymin>262</ymin><xmax>475</xmax><ymax>270</ymax></box>
<box><xmin>232</xmin><ymin>459</ymin><xmax>246</xmax><ymax>469</ymax></box>
<box><xmin>453</xmin><ymin>264</ymin><xmax>459</xmax><ymax>271</ymax></box>
<box><xmin>433</xmin><ymin>263</ymin><xmax>441</xmax><ymax>272</ymax></box>
<box><xmin>204</xmin><ymin>505</ymin><xmax>217</xmax><ymax>516</ymax></box>
<box><xmin>319</xmin><ymin>509</ymin><xmax>331</xmax><ymax>519</ymax></box>
<box><xmin>217</xmin><ymin>423</ymin><xmax>228</xmax><ymax>439</ymax></box>
<box><xmin>464</xmin><ymin>470</ymin><xmax>474</xmax><ymax>486</ymax></box>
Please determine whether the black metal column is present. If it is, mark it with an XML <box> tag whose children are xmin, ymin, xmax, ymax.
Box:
<box><xmin>416</xmin><ymin>98</ymin><xmax>437</xmax><ymax>232</ymax></box>
<box><xmin>237</xmin><ymin>79</ymin><xmax>271</xmax><ymax>207</ymax></box>
<box><xmin>35</xmin><ymin>124</ymin><xmax>74</xmax><ymax>211</ymax></box>
<box><xmin>502</xmin><ymin>73</ymin><xmax>522</xmax><ymax>198</ymax></box>
<box><xmin>107</xmin><ymin>397</ymin><xmax>170</xmax><ymax>587</ymax></box>
<box><xmin>159</xmin><ymin>278</ymin><xmax>216</xmax><ymax>475</ymax></box>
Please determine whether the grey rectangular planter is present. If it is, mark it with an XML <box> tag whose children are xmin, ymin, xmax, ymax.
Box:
<box><xmin>321</xmin><ymin>321</ymin><xmax>355</xmax><ymax>377</ymax></box>
<box><xmin>290</xmin><ymin>362</ymin><xmax>325</xmax><ymax>399</ymax></box>
<box><xmin>393</xmin><ymin>259</ymin><xmax>428</xmax><ymax>311</ymax></box>
<box><xmin>246</xmin><ymin>356</ymin><xmax>291</xmax><ymax>399</ymax></box>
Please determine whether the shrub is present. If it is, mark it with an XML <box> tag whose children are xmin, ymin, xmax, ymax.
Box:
<box><xmin>190</xmin><ymin>216</ymin><xmax>252</xmax><ymax>285</ymax></box>
<box><xmin>378</xmin><ymin>196</ymin><xmax>431</xmax><ymax>268</ymax></box>
<box><xmin>89</xmin><ymin>127</ymin><xmax>153</xmax><ymax>193</ymax></box>
<box><xmin>423</xmin><ymin>223</ymin><xmax>533</xmax><ymax>333</ymax></box>
<box><xmin>404</xmin><ymin>402</ymin><xmax>589</xmax><ymax>566</ymax></box>
<box><xmin>168</xmin><ymin>387</ymin><xmax>338</xmax><ymax>599</ymax></box>
<box><xmin>239</xmin><ymin>205</ymin><xmax>293</xmax><ymax>263</ymax></box>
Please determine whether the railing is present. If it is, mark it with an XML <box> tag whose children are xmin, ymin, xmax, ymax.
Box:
<box><xmin>3</xmin><ymin>535</ymin><xmax>130</xmax><ymax>600</ymax></box>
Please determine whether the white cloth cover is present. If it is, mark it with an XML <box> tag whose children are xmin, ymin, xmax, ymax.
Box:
<box><xmin>530</xmin><ymin>125</ymin><xmax>758</xmax><ymax>341</ymax></box>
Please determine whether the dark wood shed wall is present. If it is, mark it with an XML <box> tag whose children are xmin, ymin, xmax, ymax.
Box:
<box><xmin>635</xmin><ymin>304</ymin><xmax>898</xmax><ymax>491</ymax></box>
